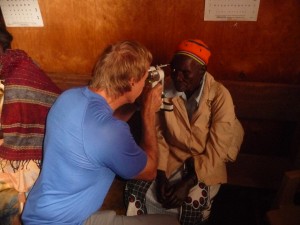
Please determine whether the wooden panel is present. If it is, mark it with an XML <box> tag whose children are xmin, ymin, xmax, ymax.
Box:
<box><xmin>48</xmin><ymin>73</ymin><xmax>91</xmax><ymax>90</ymax></box>
<box><xmin>222</xmin><ymin>81</ymin><xmax>300</xmax><ymax>122</ymax></box>
<box><xmin>220</xmin><ymin>80</ymin><xmax>300</xmax><ymax>189</ymax></box>
<box><xmin>239</xmin><ymin>120</ymin><xmax>296</xmax><ymax>156</ymax></box>
<box><xmin>4</xmin><ymin>0</ymin><xmax>300</xmax><ymax>84</ymax></box>
<box><xmin>227</xmin><ymin>154</ymin><xmax>290</xmax><ymax>189</ymax></box>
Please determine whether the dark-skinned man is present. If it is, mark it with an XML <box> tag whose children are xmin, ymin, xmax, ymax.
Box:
<box><xmin>125</xmin><ymin>39</ymin><xmax>244</xmax><ymax>225</ymax></box>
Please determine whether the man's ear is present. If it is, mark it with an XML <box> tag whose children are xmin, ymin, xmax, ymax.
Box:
<box><xmin>129</xmin><ymin>77</ymin><xmax>135</xmax><ymax>87</ymax></box>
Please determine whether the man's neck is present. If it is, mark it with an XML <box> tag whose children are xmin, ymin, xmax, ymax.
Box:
<box><xmin>185</xmin><ymin>86</ymin><xmax>200</xmax><ymax>100</ymax></box>
<box><xmin>184</xmin><ymin>74</ymin><xmax>205</xmax><ymax>100</ymax></box>
<box><xmin>89</xmin><ymin>87</ymin><xmax>127</xmax><ymax>111</ymax></box>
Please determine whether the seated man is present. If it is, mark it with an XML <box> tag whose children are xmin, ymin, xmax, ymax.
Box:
<box><xmin>125</xmin><ymin>39</ymin><xmax>244</xmax><ymax>225</ymax></box>
<box><xmin>22</xmin><ymin>40</ymin><xmax>179</xmax><ymax>225</ymax></box>
<box><xmin>0</xmin><ymin>27</ymin><xmax>61</xmax><ymax>225</ymax></box>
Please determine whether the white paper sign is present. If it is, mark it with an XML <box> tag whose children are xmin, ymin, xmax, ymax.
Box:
<box><xmin>0</xmin><ymin>0</ymin><xmax>44</xmax><ymax>27</ymax></box>
<box><xmin>204</xmin><ymin>0</ymin><xmax>260</xmax><ymax>21</ymax></box>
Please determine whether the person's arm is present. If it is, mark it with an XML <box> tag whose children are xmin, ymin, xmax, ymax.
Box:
<box><xmin>155</xmin><ymin>111</ymin><xmax>172</xmax><ymax>203</ymax></box>
<box><xmin>134</xmin><ymin>84</ymin><xmax>162</xmax><ymax>180</ymax></box>
<box><xmin>162</xmin><ymin>157</ymin><xmax>198</xmax><ymax>209</ymax></box>
<box><xmin>155</xmin><ymin>169</ymin><xmax>170</xmax><ymax>204</ymax></box>
<box><xmin>194</xmin><ymin>85</ymin><xmax>244</xmax><ymax>182</ymax></box>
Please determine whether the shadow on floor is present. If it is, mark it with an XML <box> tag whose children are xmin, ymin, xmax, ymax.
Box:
<box><xmin>208</xmin><ymin>184</ymin><xmax>277</xmax><ymax>225</ymax></box>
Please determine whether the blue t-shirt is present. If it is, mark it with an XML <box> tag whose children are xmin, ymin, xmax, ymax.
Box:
<box><xmin>22</xmin><ymin>87</ymin><xmax>147</xmax><ymax>225</ymax></box>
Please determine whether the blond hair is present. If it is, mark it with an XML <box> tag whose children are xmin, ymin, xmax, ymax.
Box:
<box><xmin>89</xmin><ymin>41</ymin><xmax>152</xmax><ymax>99</ymax></box>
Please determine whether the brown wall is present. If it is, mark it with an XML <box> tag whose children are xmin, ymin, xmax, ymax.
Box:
<box><xmin>1</xmin><ymin>1</ymin><xmax>300</xmax><ymax>189</ymax></box>
<box><xmin>4</xmin><ymin>0</ymin><xmax>300</xmax><ymax>84</ymax></box>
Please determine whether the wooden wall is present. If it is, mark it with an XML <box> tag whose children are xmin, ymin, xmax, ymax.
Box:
<box><xmin>3</xmin><ymin>0</ymin><xmax>300</xmax><ymax>84</ymax></box>
<box><xmin>1</xmin><ymin>0</ymin><xmax>300</xmax><ymax>189</ymax></box>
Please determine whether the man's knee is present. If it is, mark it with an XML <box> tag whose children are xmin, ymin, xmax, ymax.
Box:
<box><xmin>84</xmin><ymin>210</ymin><xmax>118</xmax><ymax>225</ymax></box>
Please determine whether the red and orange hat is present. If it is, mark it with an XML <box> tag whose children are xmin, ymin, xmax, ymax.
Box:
<box><xmin>175</xmin><ymin>39</ymin><xmax>211</xmax><ymax>65</ymax></box>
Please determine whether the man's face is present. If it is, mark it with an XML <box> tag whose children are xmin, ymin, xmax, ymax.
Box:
<box><xmin>127</xmin><ymin>69</ymin><xmax>149</xmax><ymax>103</ymax></box>
<box><xmin>170</xmin><ymin>54</ymin><xmax>205</xmax><ymax>94</ymax></box>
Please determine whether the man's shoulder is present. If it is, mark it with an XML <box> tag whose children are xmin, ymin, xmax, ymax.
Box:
<box><xmin>205</xmin><ymin>73</ymin><xmax>230</xmax><ymax>98</ymax></box>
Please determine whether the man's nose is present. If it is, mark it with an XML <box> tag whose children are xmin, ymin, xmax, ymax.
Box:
<box><xmin>173</xmin><ymin>71</ymin><xmax>184</xmax><ymax>81</ymax></box>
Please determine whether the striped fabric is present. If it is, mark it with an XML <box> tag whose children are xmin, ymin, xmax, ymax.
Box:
<box><xmin>0</xmin><ymin>49</ymin><xmax>61</xmax><ymax>171</ymax></box>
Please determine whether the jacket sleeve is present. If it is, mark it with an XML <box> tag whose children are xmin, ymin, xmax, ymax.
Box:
<box><xmin>156</xmin><ymin>112</ymin><xmax>170</xmax><ymax>172</ymax></box>
<box><xmin>194</xmin><ymin>84</ymin><xmax>244</xmax><ymax>180</ymax></box>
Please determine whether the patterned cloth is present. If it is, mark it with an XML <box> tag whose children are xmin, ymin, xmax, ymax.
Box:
<box><xmin>124</xmin><ymin>180</ymin><xmax>152</xmax><ymax>215</ymax></box>
<box><xmin>0</xmin><ymin>49</ymin><xmax>61</xmax><ymax>225</ymax></box>
<box><xmin>0</xmin><ymin>49</ymin><xmax>61</xmax><ymax>170</ymax></box>
<box><xmin>125</xmin><ymin>168</ymin><xmax>220</xmax><ymax>225</ymax></box>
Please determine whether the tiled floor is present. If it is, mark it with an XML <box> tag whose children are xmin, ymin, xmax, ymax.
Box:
<box><xmin>208</xmin><ymin>184</ymin><xmax>277</xmax><ymax>225</ymax></box>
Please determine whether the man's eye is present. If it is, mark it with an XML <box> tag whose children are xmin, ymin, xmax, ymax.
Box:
<box><xmin>183</xmin><ymin>71</ymin><xmax>191</xmax><ymax>77</ymax></box>
<box><xmin>171</xmin><ymin>69</ymin><xmax>191</xmax><ymax>78</ymax></box>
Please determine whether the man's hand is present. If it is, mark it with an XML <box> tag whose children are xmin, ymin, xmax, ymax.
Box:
<box><xmin>134</xmin><ymin>83</ymin><xmax>162</xmax><ymax>181</ymax></box>
<box><xmin>162</xmin><ymin>175</ymin><xmax>196</xmax><ymax>209</ymax></box>
<box><xmin>162</xmin><ymin>157</ymin><xmax>198</xmax><ymax>209</ymax></box>
<box><xmin>156</xmin><ymin>170</ymin><xmax>170</xmax><ymax>204</ymax></box>
<box><xmin>140</xmin><ymin>83</ymin><xmax>162</xmax><ymax>115</ymax></box>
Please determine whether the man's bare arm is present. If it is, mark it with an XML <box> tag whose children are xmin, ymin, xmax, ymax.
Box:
<box><xmin>134</xmin><ymin>84</ymin><xmax>162</xmax><ymax>180</ymax></box>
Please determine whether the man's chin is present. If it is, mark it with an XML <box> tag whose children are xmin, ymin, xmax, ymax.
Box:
<box><xmin>174</xmin><ymin>85</ymin><xmax>186</xmax><ymax>92</ymax></box>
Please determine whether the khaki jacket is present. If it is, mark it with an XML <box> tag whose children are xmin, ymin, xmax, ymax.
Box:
<box><xmin>156</xmin><ymin>72</ymin><xmax>244</xmax><ymax>185</ymax></box>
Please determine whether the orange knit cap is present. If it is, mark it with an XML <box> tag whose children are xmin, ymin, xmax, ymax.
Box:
<box><xmin>175</xmin><ymin>39</ymin><xmax>211</xmax><ymax>65</ymax></box>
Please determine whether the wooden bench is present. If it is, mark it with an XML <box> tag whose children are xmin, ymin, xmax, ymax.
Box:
<box><xmin>266</xmin><ymin>170</ymin><xmax>300</xmax><ymax>225</ymax></box>
<box><xmin>48</xmin><ymin>73</ymin><xmax>300</xmax><ymax>213</ymax></box>
<box><xmin>223</xmin><ymin>80</ymin><xmax>300</xmax><ymax>189</ymax></box>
